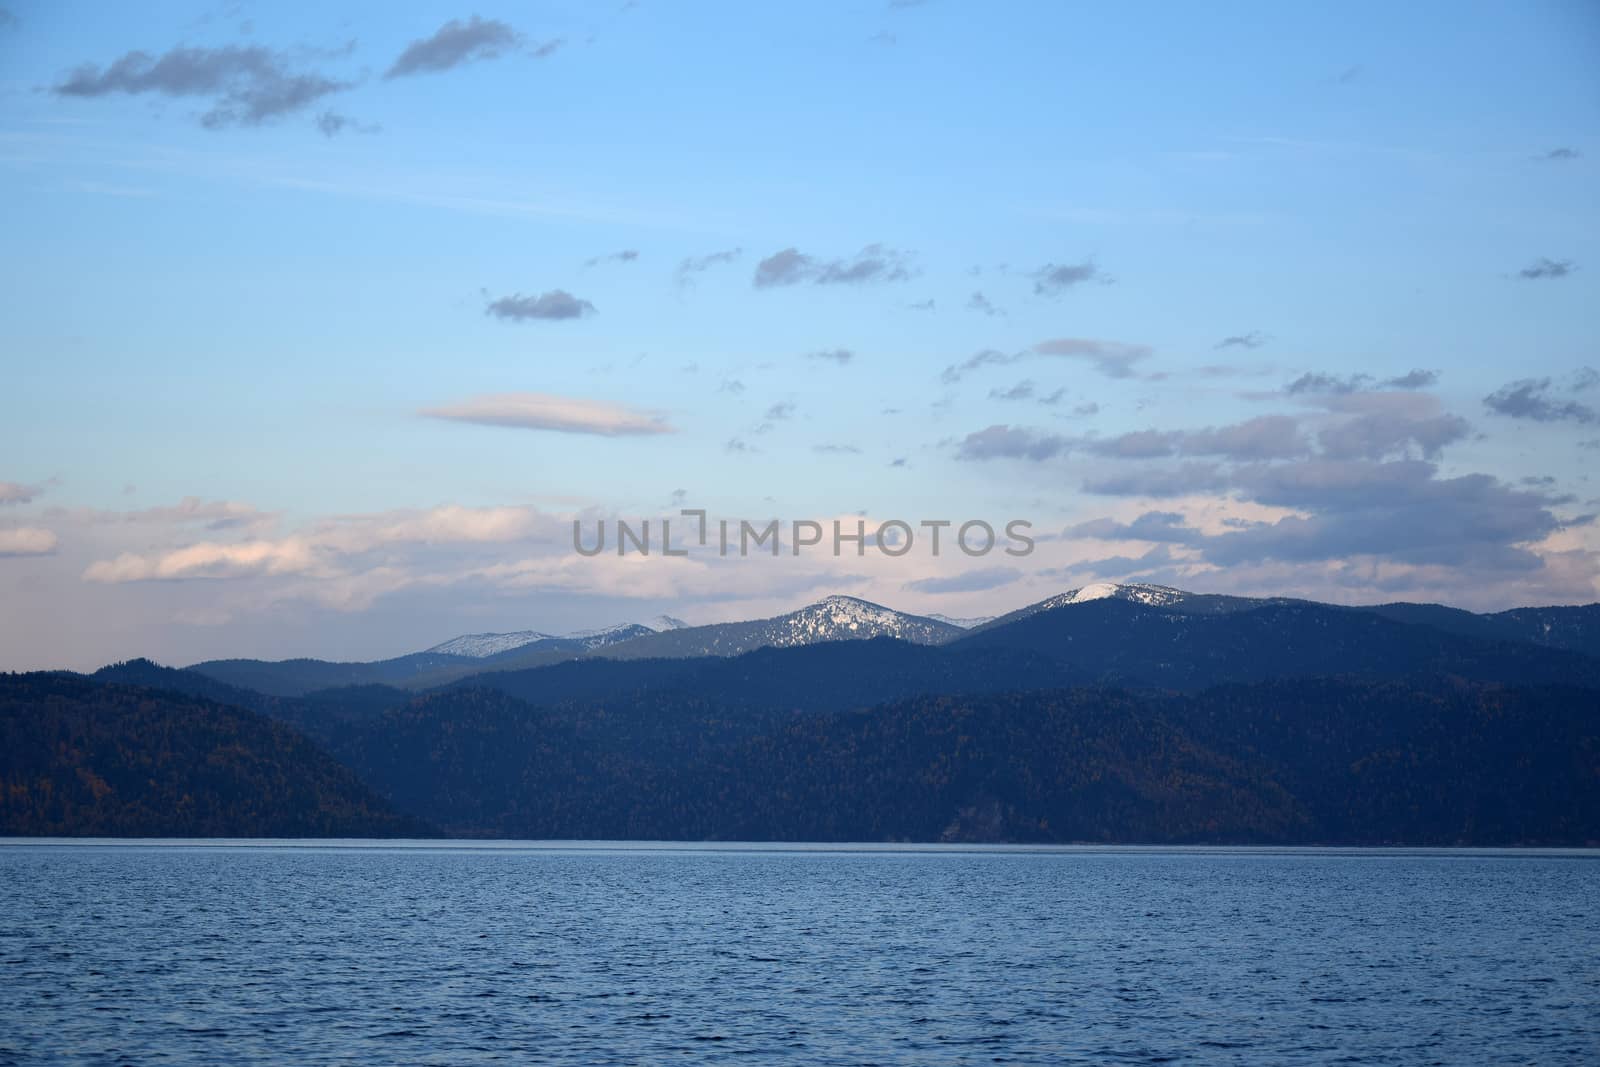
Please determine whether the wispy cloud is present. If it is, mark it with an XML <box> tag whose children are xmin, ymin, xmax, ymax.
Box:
<box><xmin>316</xmin><ymin>111</ymin><xmax>379</xmax><ymax>137</ymax></box>
<box><xmin>676</xmin><ymin>247</ymin><xmax>742</xmax><ymax>285</ymax></box>
<box><xmin>805</xmin><ymin>348</ymin><xmax>854</xmax><ymax>365</ymax></box>
<box><xmin>1215</xmin><ymin>331</ymin><xmax>1266</xmax><ymax>350</ymax></box>
<box><xmin>966</xmin><ymin>291</ymin><xmax>1001</xmax><ymax>316</ymax></box>
<box><xmin>421</xmin><ymin>393</ymin><xmax>674</xmax><ymax>436</ymax></box>
<box><xmin>485</xmin><ymin>289</ymin><xmax>595</xmax><ymax>321</ymax></box>
<box><xmin>386</xmin><ymin>17</ymin><xmax>548</xmax><ymax>78</ymax></box>
<box><xmin>1483</xmin><ymin>373</ymin><xmax>1598</xmax><ymax>425</ymax></box>
<box><xmin>1517</xmin><ymin>257</ymin><xmax>1575</xmax><ymax>280</ymax></box>
<box><xmin>585</xmin><ymin>249</ymin><xmax>639</xmax><ymax>267</ymax></box>
<box><xmin>0</xmin><ymin>481</ymin><xmax>46</xmax><ymax>506</ymax></box>
<box><xmin>1033</xmin><ymin>338</ymin><xmax>1152</xmax><ymax>379</ymax></box>
<box><xmin>1285</xmin><ymin>369</ymin><xmax>1438</xmax><ymax>395</ymax></box>
<box><xmin>54</xmin><ymin>43</ymin><xmax>354</xmax><ymax>129</ymax></box>
<box><xmin>1032</xmin><ymin>260</ymin><xmax>1109</xmax><ymax>296</ymax></box>
<box><xmin>754</xmin><ymin>245</ymin><xmax>913</xmax><ymax>288</ymax></box>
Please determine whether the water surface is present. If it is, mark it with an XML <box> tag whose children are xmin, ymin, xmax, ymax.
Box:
<box><xmin>2</xmin><ymin>842</ymin><xmax>1596</xmax><ymax>1065</ymax></box>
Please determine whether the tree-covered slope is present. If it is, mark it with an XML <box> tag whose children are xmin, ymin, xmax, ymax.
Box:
<box><xmin>0</xmin><ymin>673</ymin><xmax>430</xmax><ymax>837</ymax></box>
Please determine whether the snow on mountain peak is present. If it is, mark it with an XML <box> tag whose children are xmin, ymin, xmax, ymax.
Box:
<box><xmin>426</xmin><ymin>630</ymin><xmax>555</xmax><ymax>658</ymax></box>
<box><xmin>764</xmin><ymin>595</ymin><xmax>955</xmax><ymax>647</ymax></box>
<box><xmin>1032</xmin><ymin>582</ymin><xmax>1189</xmax><ymax>613</ymax></box>
<box><xmin>925</xmin><ymin>613</ymin><xmax>995</xmax><ymax>629</ymax></box>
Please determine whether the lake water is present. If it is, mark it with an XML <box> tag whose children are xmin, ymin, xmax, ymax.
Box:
<box><xmin>1</xmin><ymin>842</ymin><xmax>1596</xmax><ymax>1065</ymax></box>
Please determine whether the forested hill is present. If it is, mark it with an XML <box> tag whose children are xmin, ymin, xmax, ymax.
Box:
<box><xmin>0</xmin><ymin>673</ymin><xmax>429</xmax><ymax>838</ymax></box>
<box><xmin>303</xmin><ymin>678</ymin><xmax>1600</xmax><ymax>846</ymax></box>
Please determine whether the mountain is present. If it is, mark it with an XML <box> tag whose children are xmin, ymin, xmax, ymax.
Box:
<box><xmin>303</xmin><ymin>678</ymin><xmax>1600</xmax><ymax>844</ymax></box>
<box><xmin>424</xmin><ymin>617</ymin><xmax>687</xmax><ymax>659</ymax></box>
<box><xmin>589</xmin><ymin>595</ymin><xmax>965</xmax><ymax>660</ymax></box>
<box><xmin>187</xmin><ymin>650</ymin><xmax>479</xmax><ymax>698</ymax></box>
<box><xmin>425</xmin><ymin>630</ymin><xmax>556</xmax><ymax>658</ymax></box>
<box><xmin>924</xmin><ymin>613</ymin><xmax>995</xmax><ymax>629</ymax></box>
<box><xmin>457</xmin><ymin>637</ymin><xmax>1080</xmax><ymax>715</ymax></box>
<box><xmin>1362</xmin><ymin>602</ymin><xmax>1600</xmax><ymax>659</ymax></box>
<box><xmin>181</xmin><ymin>584</ymin><xmax>1600</xmax><ymax>698</ymax></box>
<box><xmin>952</xmin><ymin>596</ymin><xmax>1600</xmax><ymax>690</ymax></box>
<box><xmin>0</xmin><ymin>673</ymin><xmax>428</xmax><ymax>837</ymax></box>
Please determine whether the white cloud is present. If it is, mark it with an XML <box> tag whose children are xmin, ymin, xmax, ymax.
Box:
<box><xmin>0</xmin><ymin>527</ymin><xmax>58</xmax><ymax>557</ymax></box>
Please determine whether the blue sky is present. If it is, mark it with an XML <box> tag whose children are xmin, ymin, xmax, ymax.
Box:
<box><xmin>1</xmin><ymin>1</ymin><xmax>1597</xmax><ymax>669</ymax></box>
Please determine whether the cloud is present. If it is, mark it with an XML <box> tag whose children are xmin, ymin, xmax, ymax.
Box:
<box><xmin>1179</xmin><ymin>415</ymin><xmax>1311</xmax><ymax>460</ymax></box>
<box><xmin>719</xmin><ymin>379</ymin><xmax>746</xmax><ymax>395</ymax></box>
<box><xmin>813</xmin><ymin>443</ymin><xmax>862</xmax><ymax>455</ymax></box>
<box><xmin>316</xmin><ymin>110</ymin><xmax>378</xmax><ymax>137</ymax></box>
<box><xmin>1067</xmin><ymin>511</ymin><xmax>1201</xmax><ymax>544</ymax></box>
<box><xmin>1033</xmin><ymin>338</ymin><xmax>1153</xmax><ymax>379</ymax></box>
<box><xmin>1068</xmin><ymin>453</ymin><xmax>1580</xmax><ymax>587</ymax></box>
<box><xmin>1538</xmin><ymin>148</ymin><xmax>1580</xmax><ymax>162</ymax></box>
<box><xmin>1518</xmin><ymin>257</ymin><xmax>1575</xmax><ymax>280</ymax></box>
<box><xmin>0</xmin><ymin>481</ymin><xmax>45</xmax><ymax>506</ymax></box>
<box><xmin>1215</xmin><ymin>332</ymin><xmax>1266</xmax><ymax>350</ymax></box>
<box><xmin>54</xmin><ymin>44</ymin><xmax>352</xmax><ymax>128</ymax></box>
<box><xmin>966</xmin><ymin>291</ymin><xmax>1001</xmax><ymax>316</ymax></box>
<box><xmin>421</xmin><ymin>392</ymin><xmax>674</xmax><ymax>436</ymax></box>
<box><xmin>954</xmin><ymin>425</ymin><xmax>1071</xmax><ymax>462</ymax></box>
<box><xmin>1206</xmin><ymin>461</ymin><xmax>1563</xmax><ymax>573</ymax></box>
<box><xmin>586</xmin><ymin>249</ymin><xmax>639</xmax><ymax>267</ymax></box>
<box><xmin>753</xmin><ymin>244</ymin><xmax>913</xmax><ymax>288</ymax></box>
<box><xmin>676</xmin><ymin>247</ymin><xmax>742</xmax><ymax>285</ymax></box>
<box><xmin>1383</xmin><ymin>369</ymin><xmax>1439</xmax><ymax>389</ymax></box>
<box><xmin>485</xmin><ymin>289</ymin><xmax>595</xmax><ymax>321</ymax></box>
<box><xmin>1032</xmin><ymin>261</ymin><xmax>1107</xmax><ymax>296</ymax></box>
<box><xmin>1083</xmin><ymin>416</ymin><xmax>1311</xmax><ymax>462</ymax></box>
<box><xmin>989</xmin><ymin>381</ymin><xmax>1034</xmax><ymax>402</ymax></box>
<box><xmin>0</xmin><ymin>527</ymin><xmax>57</xmax><ymax>557</ymax></box>
<box><xmin>942</xmin><ymin>338</ymin><xmax>1152</xmax><ymax>385</ymax></box>
<box><xmin>85</xmin><ymin>539</ymin><xmax>316</xmax><ymax>582</ymax></box>
<box><xmin>1285</xmin><ymin>369</ymin><xmax>1438</xmax><ymax>395</ymax></box>
<box><xmin>941</xmin><ymin>348</ymin><xmax>1018</xmax><ymax>384</ymax></box>
<box><xmin>1483</xmin><ymin>375</ymin><xmax>1598</xmax><ymax>424</ymax></box>
<box><xmin>1089</xmin><ymin>429</ymin><xmax>1177</xmax><ymax>459</ymax></box>
<box><xmin>806</xmin><ymin>348</ymin><xmax>854</xmax><ymax>365</ymax></box>
<box><xmin>80</xmin><ymin>504</ymin><xmax>550</xmax><ymax>587</ymax></box>
<box><xmin>762</xmin><ymin>401</ymin><xmax>796</xmax><ymax>423</ymax></box>
<box><xmin>386</xmin><ymin>16</ymin><xmax>530</xmax><ymax>78</ymax></box>
<box><xmin>903</xmin><ymin>566</ymin><xmax>1022</xmax><ymax>594</ymax></box>
<box><xmin>1316</xmin><ymin>411</ymin><xmax>1470</xmax><ymax>460</ymax></box>
<box><xmin>1082</xmin><ymin>463</ymin><xmax>1229</xmax><ymax>497</ymax></box>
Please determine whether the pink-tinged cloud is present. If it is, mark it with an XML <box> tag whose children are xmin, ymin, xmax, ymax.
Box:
<box><xmin>420</xmin><ymin>392</ymin><xmax>675</xmax><ymax>436</ymax></box>
<box><xmin>0</xmin><ymin>527</ymin><xmax>58</xmax><ymax>557</ymax></box>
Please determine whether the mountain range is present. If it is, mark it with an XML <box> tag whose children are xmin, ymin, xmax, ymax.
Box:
<box><xmin>4</xmin><ymin>583</ymin><xmax>1597</xmax><ymax>843</ymax></box>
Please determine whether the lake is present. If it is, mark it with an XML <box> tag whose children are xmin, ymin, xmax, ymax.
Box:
<box><xmin>1</xmin><ymin>842</ymin><xmax>1596</xmax><ymax>1064</ymax></box>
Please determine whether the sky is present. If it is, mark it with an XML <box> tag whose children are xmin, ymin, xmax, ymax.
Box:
<box><xmin>1</xmin><ymin>0</ymin><xmax>1597</xmax><ymax>670</ymax></box>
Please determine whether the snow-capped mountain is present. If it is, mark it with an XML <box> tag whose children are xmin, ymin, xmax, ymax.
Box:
<box><xmin>1030</xmin><ymin>582</ymin><xmax>1190</xmax><ymax>611</ymax></box>
<box><xmin>925</xmin><ymin>613</ymin><xmax>995</xmax><ymax>629</ymax></box>
<box><xmin>971</xmin><ymin>583</ymin><xmax>1203</xmax><ymax>633</ymax></box>
<box><xmin>426</xmin><ymin>616</ymin><xmax>687</xmax><ymax>660</ymax></box>
<box><xmin>426</xmin><ymin>630</ymin><xmax>556</xmax><ymax>658</ymax></box>
<box><xmin>596</xmin><ymin>595</ymin><xmax>966</xmax><ymax>660</ymax></box>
